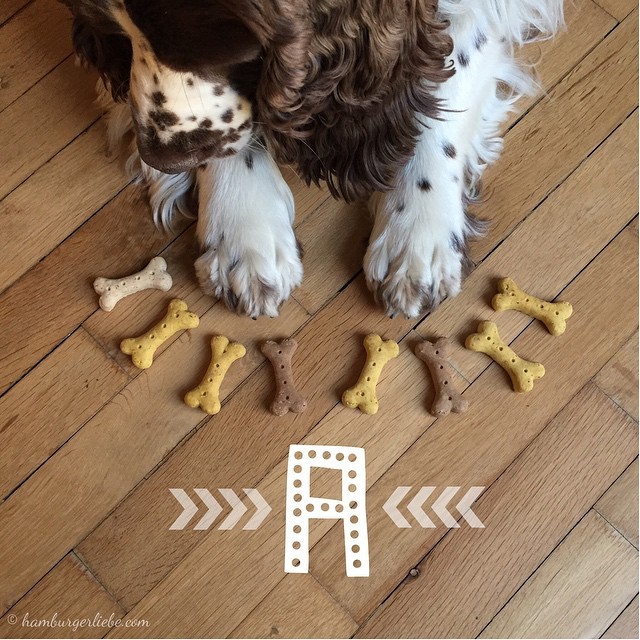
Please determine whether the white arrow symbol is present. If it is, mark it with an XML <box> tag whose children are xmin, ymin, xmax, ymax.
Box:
<box><xmin>407</xmin><ymin>486</ymin><xmax>436</xmax><ymax>528</ymax></box>
<box><xmin>193</xmin><ymin>488</ymin><xmax>222</xmax><ymax>530</ymax></box>
<box><xmin>432</xmin><ymin>486</ymin><xmax>460</xmax><ymax>528</ymax></box>
<box><xmin>243</xmin><ymin>488</ymin><xmax>271</xmax><ymax>530</ymax></box>
<box><xmin>383</xmin><ymin>486</ymin><xmax>412</xmax><ymax>528</ymax></box>
<box><xmin>169</xmin><ymin>489</ymin><xmax>199</xmax><ymax>530</ymax></box>
<box><xmin>218</xmin><ymin>489</ymin><xmax>247</xmax><ymax>530</ymax></box>
<box><xmin>456</xmin><ymin>486</ymin><xmax>485</xmax><ymax>528</ymax></box>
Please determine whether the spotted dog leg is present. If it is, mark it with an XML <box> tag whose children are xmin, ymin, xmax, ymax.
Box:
<box><xmin>195</xmin><ymin>145</ymin><xmax>303</xmax><ymax>318</ymax></box>
<box><xmin>364</xmin><ymin>11</ymin><xmax>535</xmax><ymax>319</ymax></box>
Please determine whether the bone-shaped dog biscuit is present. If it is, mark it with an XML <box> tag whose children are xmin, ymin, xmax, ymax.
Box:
<box><xmin>342</xmin><ymin>334</ymin><xmax>399</xmax><ymax>415</ymax></box>
<box><xmin>415</xmin><ymin>338</ymin><xmax>469</xmax><ymax>417</ymax></box>
<box><xmin>94</xmin><ymin>257</ymin><xmax>172</xmax><ymax>312</ymax></box>
<box><xmin>466</xmin><ymin>321</ymin><xmax>545</xmax><ymax>393</ymax></box>
<box><xmin>120</xmin><ymin>299</ymin><xmax>200</xmax><ymax>369</ymax></box>
<box><xmin>261</xmin><ymin>339</ymin><xmax>307</xmax><ymax>416</ymax></box>
<box><xmin>492</xmin><ymin>277</ymin><xmax>573</xmax><ymax>336</ymax></box>
<box><xmin>185</xmin><ymin>335</ymin><xmax>246</xmax><ymax>415</ymax></box>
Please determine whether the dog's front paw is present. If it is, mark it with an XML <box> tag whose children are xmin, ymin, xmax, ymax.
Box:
<box><xmin>364</xmin><ymin>221</ymin><xmax>467</xmax><ymax>319</ymax></box>
<box><xmin>196</xmin><ymin>234</ymin><xmax>303</xmax><ymax>318</ymax></box>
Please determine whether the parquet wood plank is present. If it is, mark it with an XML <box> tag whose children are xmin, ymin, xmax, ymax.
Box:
<box><xmin>603</xmin><ymin>595</ymin><xmax>639</xmax><ymax>639</ymax></box>
<box><xmin>0</xmin><ymin>0</ymin><xmax>71</xmax><ymax>112</ymax></box>
<box><xmin>0</xmin><ymin>0</ymin><xmax>32</xmax><ymax>26</ymax></box>
<box><xmin>228</xmin><ymin>574</ymin><xmax>358</xmax><ymax>640</ymax></box>
<box><xmin>480</xmin><ymin>510</ymin><xmax>638</xmax><ymax>638</ymax></box>
<box><xmin>471</xmin><ymin>13</ymin><xmax>637</xmax><ymax>262</ymax></box>
<box><xmin>0</xmin><ymin>328</ymin><xmax>129</xmax><ymax>500</ymax></box>
<box><xmin>106</xmin><ymin>221</ymin><xmax>636</xmax><ymax>638</ymax></box>
<box><xmin>0</xmin><ymin>56</ymin><xmax>98</xmax><ymax>200</ymax></box>
<box><xmin>0</xmin><ymin>294</ymin><xmax>308</xmax><ymax>615</ymax></box>
<box><xmin>77</xmin><ymin>279</ymin><xmax>416</xmax><ymax>613</ymax></box>
<box><xmin>417</xmin><ymin>111</ymin><xmax>638</xmax><ymax>382</ymax></box>
<box><xmin>511</xmin><ymin>0</ymin><xmax>616</xmax><ymax>124</ymax></box>
<box><xmin>594</xmin><ymin>0</ymin><xmax>637</xmax><ymax>20</ymax></box>
<box><xmin>595</xmin><ymin>458</ymin><xmax>639</xmax><ymax>548</ymax></box>
<box><xmin>594</xmin><ymin>331</ymin><xmax>639</xmax><ymax>421</ymax></box>
<box><xmin>311</xmin><ymin>223</ymin><xmax>638</xmax><ymax>623</ymax></box>
<box><xmin>0</xmin><ymin>122</ymin><xmax>130</xmax><ymax>293</ymax></box>
<box><xmin>0</xmin><ymin>554</ymin><xmax>123</xmax><ymax>639</ymax></box>
<box><xmin>357</xmin><ymin>383</ymin><xmax>637</xmax><ymax>638</ymax></box>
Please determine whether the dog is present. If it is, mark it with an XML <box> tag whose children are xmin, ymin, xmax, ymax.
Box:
<box><xmin>60</xmin><ymin>0</ymin><xmax>563</xmax><ymax>318</ymax></box>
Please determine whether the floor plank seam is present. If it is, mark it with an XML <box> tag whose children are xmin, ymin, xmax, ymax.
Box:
<box><xmin>592</xmin><ymin>506</ymin><xmax>640</xmax><ymax>551</ymax></box>
<box><xmin>344</xmin><ymin>377</ymin><xmax>634</xmax><ymax>630</ymax></box>
<box><xmin>0</xmin><ymin>0</ymin><xmax>35</xmax><ymax>30</ymax></box>
<box><xmin>599</xmin><ymin>593</ymin><xmax>639</xmax><ymax>638</ymax></box>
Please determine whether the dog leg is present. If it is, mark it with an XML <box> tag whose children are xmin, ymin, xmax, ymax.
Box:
<box><xmin>364</xmin><ymin>13</ymin><xmax>535</xmax><ymax>318</ymax></box>
<box><xmin>195</xmin><ymin>145</ymin><xmax>303</xmax><ymax>318</ymax></box>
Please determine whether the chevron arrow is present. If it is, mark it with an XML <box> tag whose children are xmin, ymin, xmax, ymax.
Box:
<box><xmin>407</xmin><ymin>486</ymin><xmax>436</xmax><ymax>528</ymax></box>
<box><xmin>432</xmin><ymin>486</ymin><xmax>460</xmax><ymax>528</ymax></box>
<box><xmin>383</xmin><ymin>486</ymin><xmax>412</xmax><ymax>528</ymax></box>
<box><xmin>193</xmin><ymin>488</ymin><xmax>222</xmax><ymax>530</ymax></box>
<box><xmin>218</xmin><ymin>489</ymin><xmax>247</xmax><ymax>530</ymax></box>
<box><xmin>243</xmin><ymin>488</ymin><xmax>271</xmax><ymax>530</ymax></box>
<box><xmin>169</xmin><ymin>489</ymin><xmax>199</xmax><ymax>530</ymax></box>
<box><xmin>456</xmin><ymin>486</ymin><xmax>485</xmax><ymax>528</ymax></box>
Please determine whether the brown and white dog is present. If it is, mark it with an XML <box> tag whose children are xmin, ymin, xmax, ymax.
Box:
<box><xmin>61</xmin><ymin>0</ymin><xmax>563</xmax><ymax>318</ymax></box>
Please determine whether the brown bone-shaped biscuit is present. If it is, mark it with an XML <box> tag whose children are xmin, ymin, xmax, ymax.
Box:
<box><xmin>261</xmin><ymin>339</ymin><xmax>308</xmax><ymax>416</ymax></box>
<box><xmin>414</xmin><ymin>338</ymin><xmax>469</xmax><ymax>417</ymax></box>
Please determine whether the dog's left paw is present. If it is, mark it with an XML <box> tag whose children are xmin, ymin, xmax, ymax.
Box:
<box><xmin>195</xmin><ymin>233</ymin><xmax>303</xmax><ymax>318</ymax></box>
<box><xmin>364</xmin><ymin>220</ymin><xmax>465</xmax><ymax>319</ymax></box>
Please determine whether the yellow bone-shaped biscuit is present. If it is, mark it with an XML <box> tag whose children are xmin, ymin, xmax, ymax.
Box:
<box><xmin>466</xmin><ymin>321</ymin><xmax>545</xmax><ymax>393</ymax></box>
<box><xmin>120</xmin><ymin>299</ymin><xmax>200</xmax><ymax>369</ymax></box>
<box><xmin>492</xmin><ymin>277</ymin><xmax>573</xmax><ymax>336</ymax></box>
<box><xmin>342</xmin><ymin>334</ymin><xmax>399</xmax><ymax>415</ymax></box>
<box><xmin>184</xmin><ymin>336</ymin><xmax>246</xmax><ymax>415</ymax></box>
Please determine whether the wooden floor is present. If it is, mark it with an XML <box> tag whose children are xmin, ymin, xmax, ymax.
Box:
<box><xmin>0</xmin><ymin>0</ymin><xmax>638</xmax><ymax>638</ymax></box>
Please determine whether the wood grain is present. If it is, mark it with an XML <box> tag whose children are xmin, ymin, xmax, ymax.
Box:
<box><xmin>471</xmin><ymin>13</ymin><xmax>637</xmax><ymax>261</ymax></box>
<box><xmin>594</xmin><ymin>0</ymin><xmax>637</xmax><ymax>20</ymax></box>
<box><xmin>0</xmin><ymin>0</ymin><xmax>71</xmax><ymax>112</ymax></box>
<box><xmin>229</xmin><ymin>574</ymin><xmax>358</xmax><ymax>640</ymax></box>
<box><xmin>595</xmin><ymin>331</ymin><xmax>639</xmax><ymax>421</ymax></box>
<box><xmin>480</xmin><ymin>510</ymin><xmax>638</xmax><ymax>638</ymax></box>
<box><xmin>312</xmin><ymin>224</ymin><xmax>639</xmax><ymax>623</ymax></box>
<box><xmin>0</xmin><ymin>121</ymin><xmax>130</xmax><ymax>293</ymax></box>
<box><xmin>603</xmin><ymin>595</ymin><xmax>639</xmax><ymax>639</ymax></box>
<box><xmin>0</xmin><ymin>56</ymin><xmax>98</xmax><ymax>200</ymax></box>
<box><xmin>357</xmin><ymin>383</ymin><xmax>637</xmax><ymax>638</ymax></box>
<box><xmin>0</xmin><ymin>554</ymin><xmax>123</xmax><ymax>639</ymax></box>
<box><xmin>0</xmin><ymin>328</ymin><xmax>129</xmax><ymax>500</ymax></box>
<box><xmin>596</xmin><ymin>458</ymin><xmax>639</xmax><ymax>548</ymax></box>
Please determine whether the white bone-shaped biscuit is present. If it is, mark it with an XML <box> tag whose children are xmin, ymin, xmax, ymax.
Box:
<box><xmin>94</xmin><ymin>256</ymin><xmax>172</xmax><ymax>311</ymax></box>
<box><xmin>342</xmin><ymin>334</ymin><xmax>399</xmax><ymax>415</ymax></box>
<box><xmin>492</xmin><ymin>277</ymin><xmax>573</xmax><ymax>336</ymax></box>
<box><xmin>466</xmin><ymin>321</ymin><xmax>545</xmax><ymax>393</ymax></box>
<box><xmin>120</xmin><ymin>299</ymin><xmax>199</xmax><ymax>369</ymax></box>
<box><xmin>185</xmin><ymin>336</ymin><xmax>246</xmax><ymax>415</ymax></box>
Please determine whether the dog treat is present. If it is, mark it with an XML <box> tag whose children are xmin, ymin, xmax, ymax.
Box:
<box><xmin>466</xmin><ymin>321</ymin><xmax>545</xmax><ymax>393</ymax></box>
<box><xmin>342</xmin><ymin>334</ymin><xmax>399</xmax><ymax>415</ymax></box>
<box><xmin>261</xmin><ymin>339</ymin><xmax>308</xmax><ymax>416</ymax></box>
<box><xmin>94</xmin><ymin>256</ymin><xmax>172</xmax><ymax>312</ymax></box>
<box><xmin>120</xmin><ymin>299</ymin><xmax>200</xmax><ymax>369</ymax></box>
<box><xmin>415</xmin><ymin>338</ymin><xmax>469</xmax><ymax>417</ymax></box>
<box><xmin>492</xmin><ymin>277</ymin><xmax>573</xmax><ymax>336</ymax></box>
<box><xmin>185</xmin><ymin>335</ymin><xmax>246</xmax><ymax>415</ymax></box>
